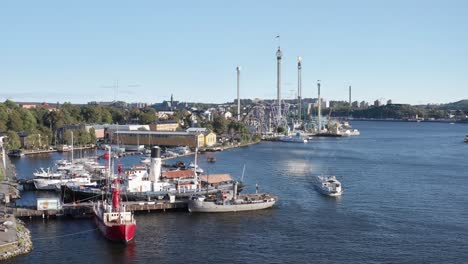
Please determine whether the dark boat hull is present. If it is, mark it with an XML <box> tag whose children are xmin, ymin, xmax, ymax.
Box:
<box><xmin>313</xmin><ymin>133</ymin><xmax>343</xmax><ymax>137</ymax></box>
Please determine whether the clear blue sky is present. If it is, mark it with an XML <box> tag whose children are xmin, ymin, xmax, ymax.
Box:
<box><xmin>1</xmin><ymin>0</ymin><xmax>467</xmax><ymax>105</ymax></box>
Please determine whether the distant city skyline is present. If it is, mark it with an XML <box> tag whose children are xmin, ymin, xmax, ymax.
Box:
<box><xmin>1</xmin><ymin>0</ymin><xmax>467</xmax><ymax>105</ymax></box>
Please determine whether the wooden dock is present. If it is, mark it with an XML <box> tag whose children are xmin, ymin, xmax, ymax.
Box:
<box><xmin>11</xmin><ymin>200</ymin><xmax>188</xmax><ymax>218</ymax></box>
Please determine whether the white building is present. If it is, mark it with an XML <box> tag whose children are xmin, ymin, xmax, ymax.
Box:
<box><xmin>223</xmin><ymin>112</ymin><xmax>233</xmax><ymax>119</ymax></box>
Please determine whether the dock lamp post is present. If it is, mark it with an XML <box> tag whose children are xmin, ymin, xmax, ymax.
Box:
<box><xmin>0</xmin><ymin>136</ymin><xmax>7</xmax><ymax>170</ymax></box>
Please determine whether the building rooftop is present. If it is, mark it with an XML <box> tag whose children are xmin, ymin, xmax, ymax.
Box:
<box><xmin>186</xmin><ymin>127</ymin><xmax>208</xmax><ymax>133</ymax></box>
<box><xmin>161</xmin><ymin>170</ymin><xmax>195</xmax><ymax>179</ymax></box>
<box><xmin>114</xmin><ymin>130</ymin><xmax>194</xmax><ymax>136</ymax></box>
<box><xmin>199</xmin><ymin>174</ymin><xmax>232</xmax><ymax>184</ymax></box>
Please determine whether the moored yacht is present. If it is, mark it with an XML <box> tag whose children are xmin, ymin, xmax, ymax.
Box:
<box><xmin>33</xmin><ymin>167</ymin><xmax>64</xmax><ymax>178</ymax></box>
<box><xmin>33</xmin><ymin>175</ymin><xmax>93</xmax><ymax>191</ymax></box>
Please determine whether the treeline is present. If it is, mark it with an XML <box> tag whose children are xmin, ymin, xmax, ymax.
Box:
<box><xmin>328</xmin><ymin>104</ymin><xmax>467</xmax><ymax>120</ymax></box>
<box><xmin>0</xmin><ymin>100</ymin><xmax>158</xmax><ymax>150</ymax></box>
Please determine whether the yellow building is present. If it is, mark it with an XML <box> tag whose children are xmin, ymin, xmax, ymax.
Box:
<box><xmin>204</xmin><ymin>132</ymin><xmax>217</xmax><ymax>147</ymax></box>
<box><xmin>149</xmin><ymin>120</ymin><xmax>179</xmax><ymax>131</ymax></box>
<box><xmin>114</xmin><ymin>131</ymin><xmax>204</xmax><ymax>148</ymax></box>
<box><xmin>196</xmin><ymin>133</ymin><xmax>205</xmax><ymax>147</ymax></box>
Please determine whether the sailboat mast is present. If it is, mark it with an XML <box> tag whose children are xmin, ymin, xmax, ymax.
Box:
<box><xmin>71</xmin><ymin>130</ymin><xmax>74</xmax><ymax>163</ymax></box>
<box><xmin>194</xmin><ymin>147</ymin><xmax>201</xmax><ymax>191</ymax></box>
<box><xmin>241</xmin><ymin>164</ymin><xmax>246</xmax><ymax>182</ymax></box>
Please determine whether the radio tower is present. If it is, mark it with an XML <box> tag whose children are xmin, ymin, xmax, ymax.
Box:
<box><xmin>236</xmin><ymin>66</ymin><xmax>241</xmax><ymax>121</ymax></box>
<box><xmin>317</xmin><ymin>80</ymin><xmax>321</xmax><ymax>133</ymax></box>
<box><xmin>349</xmin><ymin>85</ymin><xmax>352</xmax><ymax>107</ymax></box>
<box><xmin>276</xmin><ymin>47</ymin><xmax>282</xmax><ymax>123</ymax></box>
<box><xmin>297</xmin><ymin>56</ymin><xmax>302</xmax><ymax>121</ymax></box>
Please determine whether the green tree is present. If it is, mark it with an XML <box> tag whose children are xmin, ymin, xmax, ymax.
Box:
<box><xmin>21</xmin><ymin>109</ymin><xmax>37</xmax><ymax>133</ymax></box>
<box><xmin>140</xmin><ymin>108</ymin><xmax>157</xmax><ymax>124</ymax></box>
<box><xmin>277</xmin><ymin>127</ymin><xmax>286</xmax><ymax>134</ymax></box>
<box><xmin>5</xmin><ymin>131</ymin><xmax>20</xmax><ymax>150</ymax></box>
<box><xmin>63</xmin><ymin>130</ymin><xmax>73</xmax><ymax>145</ymax></box>
<box><xmin>101</xmin><ymin>108</ymin><xmax>113</xmax><ymax>123</ymax></box>
<box><xmin>7</xmin><ymin>110</ymin><xmax>23</xmax><ymax>131</ymax></box>
<box><xmin>38</xmin><ymin>127</ymin><xmax>53</xmax><ymax>147</ymax></box>
<box><xmin>109</xmin><ymin>107</ymin><xmax>126</xmax><ymax>124</ymax></box>
<box><xmin>81</xmin><ymin>106</ymin><xmax>102</xmax><ymax>124</ymax></box>
<box><xmin>49</xmin><ymin>110</ymin><xmax>65</xmax><ymax>130</ymax></box>
<box><xmin>89</xmin><ymin>128</ymin><xmax>97</xmax><ymax>144</ymax></box>
<box><xmin>31</xmin><ymin>106</ymin><xmax>50</xmax><ymax>127</ymax></box>
<box><xmin>4</xmin><ymin>100</ymin><xmax>17</xmax><ymax>109</ymax></box>
<box><xmin>25</xmin><ymin>133</ymin><xmax>43</xmax><ymax>149</ymax></box>
<box><xmin>0</xmin><ymin>104</ymin><xmax>8</xmax><ymax>131</ymax></box>
<box><xmin>213</xmin><ymin>115</ymin><xmax>228</xmax><ymax>135</ymax></box>
<box><xmin>77</xmin><ymin>129</ymin><xmax>90</xmax><ymax>145</ymax></box>
<box><xmin>201</xmin><ymin>120</ymin><xmax>214</xmax><ymax>131</ymax></box>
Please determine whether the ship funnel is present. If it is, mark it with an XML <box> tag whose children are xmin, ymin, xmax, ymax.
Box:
<box><xmin>149</xmin><ymin>146</ymin><xmax>161</xmax><ymax>183</ymax></box>
<box><xmin>233</xmin><ymin>181</ymin><xmax>238</xmax><ymax>200</ymax></box>
<box><xmin>151</xmin><ymin>146</ymin><xmax>161</xmax><ymax>158</ymax></box>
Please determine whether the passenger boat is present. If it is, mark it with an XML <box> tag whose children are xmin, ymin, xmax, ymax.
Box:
<box><xmin>278</xmin><ymin>132</ymin><xmax>308</xmax><ymax>143</ymax></box>
<box><xmin>188</xmin><ymin>182</ymin><xmax>277</xmax><ymax>213</ymax></box>
<box><xmin>313</xmin><ymin>176</ymin><xmax>343</xmax><ymax>197</ymax></box>
<box><xmin>93</xmin><ymin>179</ymin><xmax>136</xmax><ymax>243</ymax></box>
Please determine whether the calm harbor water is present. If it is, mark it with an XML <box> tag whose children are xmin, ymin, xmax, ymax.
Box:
<box><xmin>6</xmin><ymin>121</ymin><xmax>468</xmax><ymax>264</ymax></box>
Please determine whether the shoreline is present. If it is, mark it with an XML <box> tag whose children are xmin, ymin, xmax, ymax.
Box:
<box><xmin>347</xmin><ymin>118</ymin><xmax>468</xmax><ymax>124</ymax></box>
<box><xmin>0</xmin><ymin>218</ymin><xmax>33</xmax><ymax>261</ymax></box>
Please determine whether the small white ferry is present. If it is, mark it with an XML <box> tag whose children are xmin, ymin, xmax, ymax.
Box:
<box><xmin>313</xmin><ymin>176</ymin><xmax>343</xmax><ymax>197</ymax></box>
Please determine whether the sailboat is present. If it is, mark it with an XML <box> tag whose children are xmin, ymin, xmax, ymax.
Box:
<box><xmin>93</xmin><ymin>147</ymin><xmax>136</xmax><ymax>243</ymax></box>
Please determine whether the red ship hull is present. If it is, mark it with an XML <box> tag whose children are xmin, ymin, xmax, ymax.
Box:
<box><xmin>94</xmin><ymin>215</ymin><xmax>136</xmax><ymax>243</ymax></box>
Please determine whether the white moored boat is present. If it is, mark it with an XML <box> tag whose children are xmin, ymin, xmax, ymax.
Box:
<box><xmin>34</xmin><ymin>176</ymin><xmax>93</xmax><ymax>191</ymax></box>
<box><xmin>33</xmin><ymin>168</ymin><xmax>64</xmax><ymax>178</ymax></box>
<box><xmin>313</xmin><ymin>176</ymin><xmax>343</xmax><ymax>197</ymax></box>
<box><xmin>464</xmin><ymin>134</ymin><xmax>468</xmax><ymax>143</ymax></box>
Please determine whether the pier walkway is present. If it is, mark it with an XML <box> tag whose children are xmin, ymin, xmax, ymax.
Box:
<box><xmin>11</xmin><ymin>200</ymin><xmax>188</xmax><ymax>218</ymax></box>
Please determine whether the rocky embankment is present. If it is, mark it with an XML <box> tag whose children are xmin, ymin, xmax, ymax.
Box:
<box><xmin>0</xmin><ymin>219</ymin><xmax>33</xmax><ymax>261</ymax></box>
